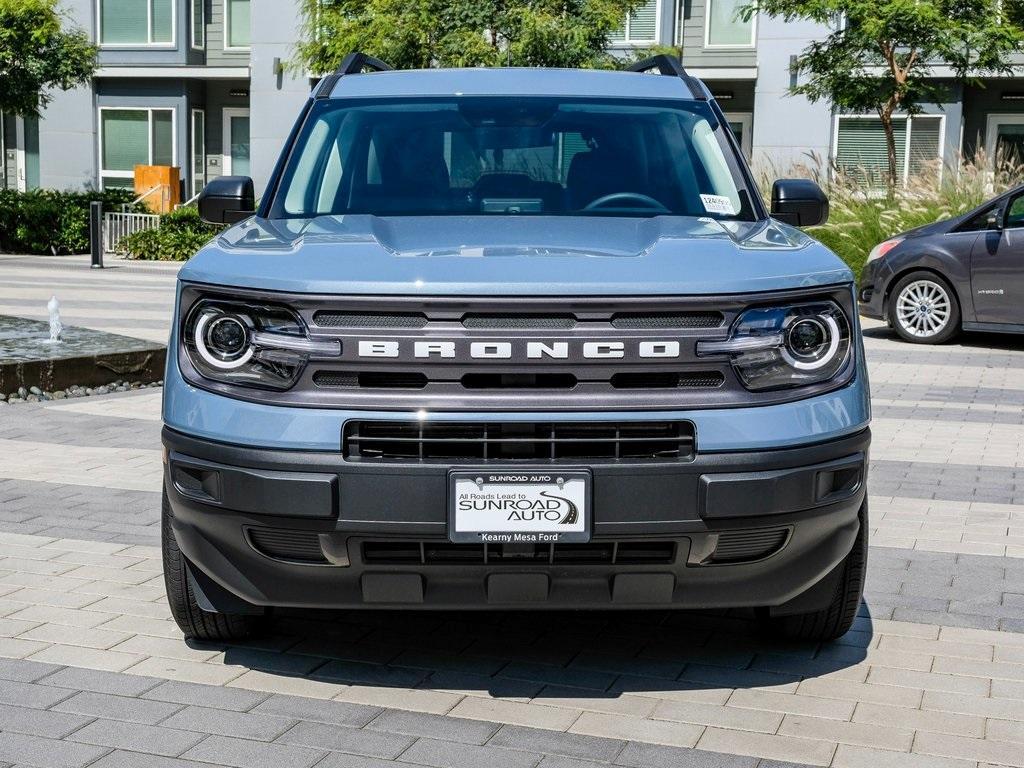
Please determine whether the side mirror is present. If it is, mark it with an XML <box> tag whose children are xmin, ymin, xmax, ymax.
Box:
<box><xmin>770</xmin><ymin>178</ymin><xmax>829</xmax><ymax>227</ymax></box>
<box><xmin>198</xmin><ymin>176</ymin><xmax>255</xmax><ymax>225</ymax></box>
<box><xmin>986</xmin><ymin>211</ymin><xmax>1003</xmax><ymax>231</ymax></box>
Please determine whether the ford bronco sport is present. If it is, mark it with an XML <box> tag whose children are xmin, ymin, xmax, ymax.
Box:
<box><xmin>162</xmin><ymin>53</ymin><xmax>870</xmax><ymax>643</ymax></box>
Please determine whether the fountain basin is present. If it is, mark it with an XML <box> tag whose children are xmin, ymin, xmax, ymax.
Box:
<box><xmin>0</xmin><ymin>316</ymin><xmax>166</xmax><ymax>396</ymax></box>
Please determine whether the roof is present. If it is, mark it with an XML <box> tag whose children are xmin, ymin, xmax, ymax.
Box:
<box><xmin>327</xmin><ymin>67</ymin><xmax>706</xmax><ymax>101</ymax></box>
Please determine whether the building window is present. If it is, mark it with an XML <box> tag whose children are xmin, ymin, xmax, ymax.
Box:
<box><xmin>705</xmin><ymin>0</ymin><xmax>755</xmax><ymax>47</ymax></box>
<box><xmin>834</xmin><ymin>115</ymin><xmax>943</xmax><ymax>186</ymax></box>
<box><xmin>99</xmin><ymin>108</ymin><xmax>176</xmax><ymax>189</ymax></box>
<box><xmin>609</xmin><ymin>0</ymin><xmax>659</xmax><ymax>44</ymax></box>
<box><xmin>99</xmin><ymin>0</ymin><xmax>175</xmax><ymax>46</ymax></box>
<box><xmin>191</xmin><ymin>109</ymin><xmax>206</xmax><ymax>197</ymax></box>
<box><xmin>225</xmin><ymin>0</ymin><xmax>251</xmax><ymax>48</ymax></box>
<box><xmin>192</xmin><ymin>0</ymin><xmax>204</xmax><ymax>48</ymax></box>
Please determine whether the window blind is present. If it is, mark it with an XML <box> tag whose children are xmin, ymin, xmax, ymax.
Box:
<box><xmin>152</xmin><ymin>111</ymin><xmax>174</xmax><ymax>167</ymax></box>
<box><xmin>101</xmin><ymin>0</ymin><xmax>148</xmax><ymax>44</ymax></box>
<box><xmin>102</xmin><ymin>110</ymin><xmax>149</xmax><ymax>171</ymax></box>
<box><xmin>151</xmin><ymin>0</ymin><xmax>173</xmax><ymax>42</ymax></box>
<box><xmin>228</xmin><ymin>0</ymin><xmax>251</xmax><ymax>47</ymax></box>
<box><xmin>610</xmin><ymin>0</ymin><xmax>657</xmax><ymax>42</ymax></box>
<box><xmin>192</xmin><ymin>0</ymin><xmax>204</xmax><ymax>46</ymax></box>
<box><xmin>908</xmin><ymin>116</ymin><xmax>942</xmax><ymax>177</ymax></box>
<box><xmin>835</xmin><ymin>117</ymin><xmax>907</xmax><ymax>185</ymax></box>
<box><xmin>707</xmin><ymin>0</ymin><xmax>754</xmax><ymax>46</ymax></box>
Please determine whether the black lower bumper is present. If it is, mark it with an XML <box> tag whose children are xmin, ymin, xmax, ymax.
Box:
<box><xmin>163</xmin><ymin>427</ymin><xmax>869</xmax><ymax>612</ymax></box>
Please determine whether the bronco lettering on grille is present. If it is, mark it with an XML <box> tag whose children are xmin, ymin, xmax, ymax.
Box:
<box><xmin>356</xmin><ymin>340</ymin><xmax>684</xmax><ymax>360</ymax></box>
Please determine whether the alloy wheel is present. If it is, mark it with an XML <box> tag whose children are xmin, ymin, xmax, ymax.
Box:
<box><xmin>895</xmin><ymin>279</ymin><xmax>951</xmax><ymax>338</ymax></box>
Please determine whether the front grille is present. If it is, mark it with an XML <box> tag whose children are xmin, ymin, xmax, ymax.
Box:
<box><xmin>611</xmin><ymin>312</ymin><xmax>724</xmax><ymax>329</ymax></box>
<box><xmin>362</xmin><ymin>540</ymin><xmax>676</xmax><ymax>565</ymax></box>
<box><xmin>247</xmin><ymin>528</ymin><xmax>328</xmax><ymax>564</ymax></box>
<box><xmin>344</xmin><ymin>420</ymin><xmax>696</xmax><ymax>462</ymax></box>
<box><xmin>710</xmin><ymin>528</ymin><xmax>789</xmax><ymax>563</ymax></box>
<box><xmin>610</xmin><ymin>371</ymin><xmax>725</xmax><ymax>389</ymax></box>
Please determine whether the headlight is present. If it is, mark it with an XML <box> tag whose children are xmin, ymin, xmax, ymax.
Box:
<box><xmin>697</xmin><ymin>301</ymin><xmax>852</xmax><ymax>391</ymax></box>
<box><xmin>867</xmin><ymin>237</ymin><xmax>902</xmax><ymax>263</ymax></box>
<box><xmin>183</xmin><ymin>301</ymin><xmax>340</xmax><ymax>390</ymax></box>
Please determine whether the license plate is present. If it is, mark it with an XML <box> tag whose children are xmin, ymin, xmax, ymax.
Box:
<box><xmin>448</xmin><ymin>470</ymin><xmax>591</xmax><ymax>544</ymax></box>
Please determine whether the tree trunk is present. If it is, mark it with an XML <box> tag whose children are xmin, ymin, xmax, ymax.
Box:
<box><xmin>878</xmin><ymin>108</ymin><xmax>899</xmax><ymax>195</ymax></box>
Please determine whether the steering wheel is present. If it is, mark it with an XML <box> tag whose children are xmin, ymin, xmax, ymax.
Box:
<box><xmin>582</xmin><ymin>192</ymin><xmax>669</xmax><ymax>212</ymax></box>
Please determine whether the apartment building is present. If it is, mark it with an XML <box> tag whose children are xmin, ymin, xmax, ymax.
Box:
<box><xmin>2</xmin><ymin>0</ymin><xmax>1022</xmax><ymax>199</ymax></box>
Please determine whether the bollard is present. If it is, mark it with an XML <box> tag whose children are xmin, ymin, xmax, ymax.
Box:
<box><xmin>89</xmin><ymin>200</ymin><xmax>103</xmax><ymax>269</ymax></box>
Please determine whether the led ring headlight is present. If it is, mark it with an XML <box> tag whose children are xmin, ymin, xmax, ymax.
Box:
<box><xmin>782</xmin><ymin>315</ymin><xmax>840</xmax><ymax>371</ymax></box>
<box><xmin>193</xmin><ymin>311</ymin><xmax>254</xmax><ymax>370</ymax></box>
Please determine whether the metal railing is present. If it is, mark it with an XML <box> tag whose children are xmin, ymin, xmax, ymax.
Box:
<box><xmin>103</xmin><ymin>211</ymin><xmax>161</xmax><ymax>254</ymax></box>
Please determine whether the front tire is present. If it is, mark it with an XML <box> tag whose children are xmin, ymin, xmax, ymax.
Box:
<box><xmin>758</xmin><ymin>500</ymin><xmax>867</xmax><ymax>642</ymax></box>
<box><xmin>888</xmin><ymin>271</ymin><xmax>960</xmax><ymax>344</ymax></box>
<box><xmin>162</xmin><ymin>489</ymin><xmax>258</xmax><ymax>642</ymax></box>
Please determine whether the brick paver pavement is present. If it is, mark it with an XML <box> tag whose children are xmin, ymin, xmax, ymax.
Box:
<box><xmin>0</xmin><ymin>257</ymin><xmax>1022</xmax><ymax>767</ymax></box>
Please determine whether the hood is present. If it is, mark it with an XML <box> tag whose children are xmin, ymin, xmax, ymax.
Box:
<box><xmin>179</xmin><ymin>215</ymin><xmax>853</xmax><ymax>296</ymax></box>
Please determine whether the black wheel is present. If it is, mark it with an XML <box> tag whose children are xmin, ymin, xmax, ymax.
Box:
<box><xmin>758</xmin><ymin>500</ymin><xmax>867</xmax><ymax>642</ymax></box>
<box><xmin>162</xmin><ymin>489</ymin><xmax>258</xmax><ymax>642</ymax></box>
<box><xmin>888</xmin><ymin>271</ymin><xmax>960</xmax><ymax>344</ymax></box>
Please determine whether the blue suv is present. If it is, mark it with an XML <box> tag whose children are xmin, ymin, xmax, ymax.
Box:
<box><xmin>162</xmin><ymin>54</ymin><xmax>870</xmax><ymax>643</ymax></box>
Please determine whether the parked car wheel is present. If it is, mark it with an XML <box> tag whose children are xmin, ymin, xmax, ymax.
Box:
<box><xmin>758</xmin><ymin>499</ymin><xmax>867</xmax><ymax>642</ymax></box>
<box><xmin>888</xmin><ymin>271</ymin><xmax>960</xmax><ymax>344</ymax></box>
<box><xmin>162</xmin><ymin>489</ymin><xmax>259</xmax><ymax>642</ymax></box>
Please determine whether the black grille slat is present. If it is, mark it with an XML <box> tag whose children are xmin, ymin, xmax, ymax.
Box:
<box><xmin>611</xmin><ymin>312</ymin><xmax>724</xmax><ymax>329</ymax></box>
<box><xmin>248</xmin><ymin>528</ymin><xmax>328</xmax><ymax>564</ymax></box>
<box><xmin>362</xmin><ymin>540</ymin><xmax>677</xmax><ymax>566</ymax></box>
<box><xmin>344</xmin><ymin>420</ymin><xmax>695</xmax><ymax>463</ymax></box>
<box><xmin>313</xmin><ymin>311</ymin><xmax>427</xmax><ymax>328</ymax></box>
<box><xmin>462</xmin><ymin>314</ymin><xmax>577</xmax><ymax>329</ymax></box>
<box><xmin>610</xmin><ymin>371</ymin><xmax>726</xmax><ymax>389</ymax></box>
<box><xmin>461</xmin><ymin>373</ymin><xmax>577</xmax><ymax>390</ymax></box>
<box><xmin>314</xmin><ymin>371</ymin><xmax>428</xmax><ymax>389</ymax></box>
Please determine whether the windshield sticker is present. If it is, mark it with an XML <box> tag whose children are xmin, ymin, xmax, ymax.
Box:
<box><xmin>700</xmin><ymin>194</ymin><xmax>736</xmax><ymax>216</ymax></box>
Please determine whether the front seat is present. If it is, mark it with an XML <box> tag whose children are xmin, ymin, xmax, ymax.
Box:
<box><xmin>566</xmin><ymin>142</ymin><xmax>644</xmax><ymax>210</ymax></box>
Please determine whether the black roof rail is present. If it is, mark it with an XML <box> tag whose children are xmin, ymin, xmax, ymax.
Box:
<box><xmin>315</xmin><ymin>51</ymin><xmax>394</xmax><ymax>100</ymax></box>
<box><xmin>627</xmin><ymin>54</ymin><xmax>707</xmax><ymax>101</ymax></box>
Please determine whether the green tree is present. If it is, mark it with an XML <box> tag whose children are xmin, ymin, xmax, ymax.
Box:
<box><xmin>294</xmin><ymin>0</ymin><xmax>648</xmax><ymax>73</ymax></box>
<box><xmin>0</xmin><ymin>0</ymin><xmax>97</xmax><ymax>118</ymax></box>
<box><xmin>749</xmin><ymin>0</ymin><xmax>1024</xmax><ymax>189</ymax></box>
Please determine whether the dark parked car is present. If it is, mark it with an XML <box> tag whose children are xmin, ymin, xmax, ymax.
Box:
<box><xmin>860</xmin><ymin>186</ymin><xmax>1024</xmax><ymax>342</ymax></box>
<box><xmin>859</xmin><ymin>185</ymin><xmax>1024</xmax><ymax>343</ymax></box>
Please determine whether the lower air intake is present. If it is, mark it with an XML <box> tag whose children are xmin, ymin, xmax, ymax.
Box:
<box><xmin>247</xmin><ymin>528</ymin><xmax>328</xmax><ymax>564</ymax></box>
<box><xmin>710</xmin><ymin>528</ymin><xmax>789</xmax><ymax>563</ymax></box>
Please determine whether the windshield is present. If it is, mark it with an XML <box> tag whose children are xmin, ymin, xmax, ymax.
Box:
<box><xmin>269</xmin><ymin>96</ymin><xmax>756</xmax><ymax>220</ymax></box>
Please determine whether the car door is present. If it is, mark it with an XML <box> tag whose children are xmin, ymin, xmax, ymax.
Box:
<box><xmin>971</xmin><ymin>191</ymin><xmax>1024</xmax><ymax>325</ymax></box>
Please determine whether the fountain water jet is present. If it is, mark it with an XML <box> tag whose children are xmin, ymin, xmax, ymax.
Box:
<box><xmin>45</xmin><ymin>296</ymin><xmax>63</xmax><ymax>344</ymax></box>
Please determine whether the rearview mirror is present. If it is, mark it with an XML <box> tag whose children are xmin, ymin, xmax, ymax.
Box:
<box><xmin>770</xmin><ymin>178</ymin><xmax>829</xmax><ymax>227</ymax></box>
<box><xmin>198</xmin><ymin>176</ymin><xmax>256</xmax><ymax>225</ymax></box>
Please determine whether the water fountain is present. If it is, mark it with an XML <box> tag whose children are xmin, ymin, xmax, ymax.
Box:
<box><xmin>0</xmin><ymin>297</ymin><xmax>165</xmax><ymax>397</ymax></box>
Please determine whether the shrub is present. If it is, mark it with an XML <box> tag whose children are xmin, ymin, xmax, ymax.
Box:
<box><xmin>116</xmin><ymin>205</ymin><xmax>224</xmax><ymax>261</ymax></box>
<box><xmin>0</xmin><ymin>188</ymin><xmax>137</xmax><ymax>255</ymax></box>
<box><xmin>762</xmin><ymin>151</ymin><xmax>1023</xmax><ymax>279</ymax></box>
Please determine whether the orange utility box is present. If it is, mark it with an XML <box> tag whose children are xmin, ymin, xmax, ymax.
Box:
<box><xmin>134</xmin><ymin>165</ymin><xmax>180</xmax><ymax>213</ymax></box>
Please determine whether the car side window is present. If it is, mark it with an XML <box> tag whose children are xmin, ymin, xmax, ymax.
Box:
<box><xmin>1006</xmin><ymin>194</ymin><xmax>1024</xmax><ymax>229</ymax></box>
<box><xmin>957</xmin><ymin>204</ymin><xmax>999</xmax><ymax>232</ymax></box>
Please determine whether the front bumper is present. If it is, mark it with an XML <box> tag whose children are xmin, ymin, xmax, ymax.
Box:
<box><xmin>163</xmin><ymin>426</ymin><xmax>869</xmax><ymax>611</ymax></box>
<box><xmin>858</xmin><ymin>258</ymin><xmax>887</xmax><ymax>320</ymax></box>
